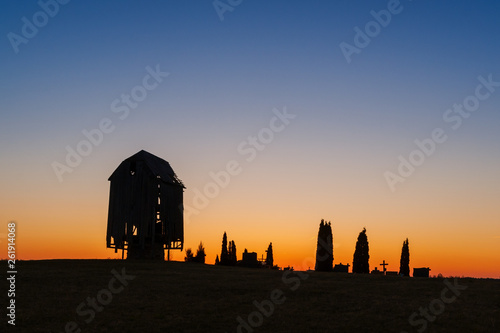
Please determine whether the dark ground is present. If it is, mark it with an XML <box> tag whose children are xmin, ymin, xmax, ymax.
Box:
<box><xmin>1</xmin><ymin>260</ymin><xmax>499</xmax><ymax>332</ymax></box>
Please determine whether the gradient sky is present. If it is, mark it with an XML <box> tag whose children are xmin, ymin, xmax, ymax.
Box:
<box><xmin>1</xmin><ymin>0</ymin><xmax>499</xmax><ymax>278</ymax></box>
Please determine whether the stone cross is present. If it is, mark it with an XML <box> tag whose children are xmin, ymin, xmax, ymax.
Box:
<box><xmin>380</xmin><ymin>260</ymin><xmax>389</xmax><ymax>273</ymax></box>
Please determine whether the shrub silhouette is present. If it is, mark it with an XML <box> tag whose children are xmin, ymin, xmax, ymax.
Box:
<box><xmin>352</xmin><ymin>228</ymin><xmax>369</xmax><ymax>273</ymax></box>
<box><xmin>185</xmin><ymin>248</ymin><xmax>194</xmax><ymax>262</ymax></box>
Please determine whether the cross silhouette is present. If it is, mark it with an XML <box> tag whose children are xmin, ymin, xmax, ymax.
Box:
<box><xmin>380</xmin><ymin>260</ymin><xmax>389</xmax><ymax>273</ymax></box>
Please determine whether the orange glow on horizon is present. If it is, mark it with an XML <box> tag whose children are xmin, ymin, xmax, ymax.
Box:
<box><xmin>4</xmin><ymin>221</ymin><xmax>499</xmax><ymax>279</ymax></box>
<box><xmin>1</xmin><ymin>150</ymin><xmax>498</xmax><ymax>280</ymax></box>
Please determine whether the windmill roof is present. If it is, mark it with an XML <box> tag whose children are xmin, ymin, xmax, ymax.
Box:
<box><xmin>109</xmin><ymin>150</ymin><xmax>185</xmax><ymax>187</ymax></box>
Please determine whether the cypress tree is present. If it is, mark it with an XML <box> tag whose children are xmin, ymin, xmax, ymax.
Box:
<box><xmin>315</xmin><ymin>219</ymin><xmax>333</xmax><ymax>271</ymax></box>
<box><xmin>215</xmin><ymin>254</ymin><xmax>220</xmax><ymax>265</ymax></box>
<box><xmin>220</xmin><ymin>232</ymin><xmax>229</xmax><ymax>265</ymax></box>
<box><xmin>326</xmin><ymin>222</ymin><xmax>333</xmax><ymax>263</ymax></box>
<box><xmin>352</xmin><ymin>228</ymin><xmax>370</xmax><ymax>273</ymax></box>
<box><xmin>399</xmin><ymin>238</ymin><xmax>410</xmax><ymax>276</ymax></box>
<box><xmin>229</xmin><ymin>240</ymin><xmax>237</xmax><ymax>265</ymax></box>
<box><xmin>265</xmin><ymin>242</ymin><xmax>274</xmax><ymax>267</ymax></box>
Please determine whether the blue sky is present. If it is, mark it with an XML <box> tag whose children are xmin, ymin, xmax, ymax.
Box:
<box><xmin>2</xmin><ymin>1</ymin><xmax>499</xmax><ymax>151</ymax></box>
<box><xmin>1</xmin><ymin>1</ymin><xmax>499</xmax><ymax>277</ymax></box>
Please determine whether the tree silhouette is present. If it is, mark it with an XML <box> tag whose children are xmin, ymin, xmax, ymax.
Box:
<box><xmin>195</xmin><ymin>241</ymin><xmax>206</xmax><ymax>264</ymax></box>
<box><xmin>185</xmin><ymin>248</ymin><xmax>194</xmax><ymax>262</ymax></box>
<box><xmin>315</xmin><ymin>219</ymin><xmax>333</xmax><ymax>272</ymax></box>
<box><xmin>220</xmin><ymin>232</ymin><xmax>229</xmax><ymax>265</ymax></box>
<box><xmin>215</xmin><ymin>254</ymin><xmax>220</xmax><ymax>265</ymax></box>
<box><xmin>232</xmin><ymin>240</ymin><xmax>237</xmax><ymax>264</ymax></box>
<box><xmin>399</xmin><ymin>238</ymin><xmax>410</xmax><ymax>276</ymax></box>
<box><xmin>228</xmin><ymin>240</ymin><xmax>237</xmax><ymax>265</ymax></box>
<box><xmin>352</xmin><ymin>228</ymin><xmax>369</xmax><ymax>273</ymax></box>
<box><xmin>265</xmin><ymin>242</ymin><xmax>274</xmax><ymax>267</ymax></box>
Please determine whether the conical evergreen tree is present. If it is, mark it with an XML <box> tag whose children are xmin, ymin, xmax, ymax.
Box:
<box><xmin>220</xmin><ymin>232</ymin><xmax>229</xmax><ymax>265</ymax></box>
<box><xmin>315</xmin><ymin>219</ymin><xmax>333</xmax><ymax>271</ymax></box>
<box><xmin>352</xmin><ymin>228</ymin><xmax>369</xmax><ymax>273</ymax></box>
<box><xmin>229</xmin><ymin>240</ymin><xmax>237</xmax><ymax>265</ymax></box>
<box><xmin>399</xmin><ymin>238</ymin><xmax>410</xmax><ymax>276</ymax></box>
<box><xmin>195</xmin><ymin>241</ymin><xmax>206</xmax><ymax>263</ymax></box>
<box><xmin>315</xmin><ymin>220</ymin><xmax>324</xmax><ymax>271</ymax></box>
<box><xmin>215</xmin><ymin>254</ymin><xmax>220</xmax><ymax>265</ymax></box>
<box><xmin>265</xmin><ymin>242</ymin><xmax>274</xmax><ymax>267</ymax></box>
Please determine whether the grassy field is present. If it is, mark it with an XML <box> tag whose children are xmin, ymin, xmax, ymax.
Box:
<box><xmin>2</xmin><ymin>260</ymin><xmax>499</xmax><ymax>332</ymax></box>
